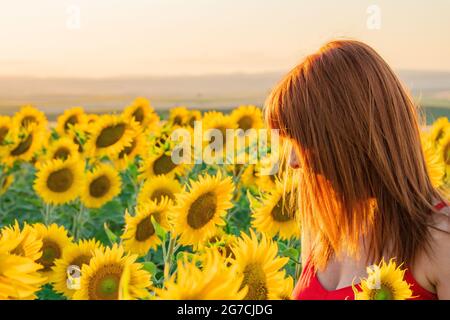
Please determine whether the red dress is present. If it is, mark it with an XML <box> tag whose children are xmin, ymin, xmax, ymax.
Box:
<box><xmin>293</xmin><ymin>202</ymin><xmax>447</xmax><ymax>300</ymax></box>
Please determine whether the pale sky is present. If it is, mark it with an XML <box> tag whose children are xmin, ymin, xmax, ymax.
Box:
<box><xmin>0</xmin><ymin>0</ymin><xmax>449</xmax><ymax>78</ymax></box>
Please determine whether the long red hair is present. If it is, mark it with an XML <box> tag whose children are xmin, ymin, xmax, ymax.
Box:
<box><xmin>265</xmin><ymin>39</ymin><xmax>445</xmax><ymax>270</ymax></box>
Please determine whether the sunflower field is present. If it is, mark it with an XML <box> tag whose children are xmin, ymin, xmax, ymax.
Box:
<box><xmin>0</xmin><ymin>98</ymin><xmax>448</xmax><ymax>300</ymax></box>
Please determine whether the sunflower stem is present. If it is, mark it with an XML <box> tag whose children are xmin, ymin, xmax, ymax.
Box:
<box><xmin>295</xmin><ymin>259</ymin><xmax>303</xmax><ymax>282</ymax></box>
<box><xmin>145</xmin><ymin>250</ymin><xmax>152</xmax><ymax>262</ymax></box>
<box><xmin>0</xmin><ymin>172</ymin><xmax>5</xmax><ymax>211</ymax></box>
<box><xmin>42</xmin><ymin>202</ymin><xmax>54</xmax><ymax>225</ymax></box>
<box><xmin>125</xmin><ymin>169</ymin><xmax>140</xmax><ymax>214</ymax></box>
<box><xmin>234</xmin><ymin>163</ymin><xmax>248</xmax><ymax>184</ymax></box>
<box><xmin>73</xmin><ymin>202</ymin><xmax>86</xmax><ymax>240</ymax></box>
<box><xmin>163</xmin><ymin>233</ymin><xmax>176</xmax><ymax>279</ymax></box>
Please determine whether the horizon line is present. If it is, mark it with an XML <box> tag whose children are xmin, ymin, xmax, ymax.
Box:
<box><xmin>2</xmin><ymin>68</ymin><xmax>450</xmax><ymax>81</ymax></box>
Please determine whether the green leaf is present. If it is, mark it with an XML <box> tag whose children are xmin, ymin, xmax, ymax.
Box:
<box><xmin>282</xmin><ymin>247</ymin><xmax>299</xmax><ymax>262</ymax></box>
<box><xmin>277</xmin><ymin>241</ymin><xmax>287</xmax><ymax>252</ymax></box>
<box><xmin>142</xmin><ymin>261</ymin><xmax>157</xmax><ymax>275</ymax></box>
<box><xmin>151</xmin><ymin>216</ymin><xmax>166</xmax><ymax>243</ymax></box>
<box><xmin>103</xmin><ymin>223</ymin><xmax>118</xmax><ymax>245</ymax></box>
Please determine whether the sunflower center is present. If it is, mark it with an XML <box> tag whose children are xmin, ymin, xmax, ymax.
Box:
<box><xmin>271</xmin><ymin>196</ymin><xmax>295</xmax><ymax>222</ymax></box>
<box><xmin>0</xmin><ymin>126</ymin><xmax>9</xmax><ymax>144</ymax></box>
<box><xmin>11</xmin><ymin>244</ymin><xmax>26</xmax><ymax>257</ymax></box>
<box><xmin>188</xmin><ymin>116</ymin><xmax>197</xmax><ymax>127</ymax></box>
<box><xmin>95</xmin><ymin>123</ymin><xmax>126</xmax><ymax>148</ymax></box>
<box><xmin>53</xmin><ymin>147</ymin><xmax>71</xmax><ymax>160</ymax></box>
<box><xmin>372</xmin><ymin>284</ymin><xmax>394</xmax><ymax>300</ymax></box>
<box><xmin>151</xmin><ymin>188</ymin><xmax>175</xmax><ymax>202</ymax></box>
<box><xmin>435</xmin><ymin>129</ymin><xmax>445</xmax><ymax>142</ymax></box>
<box><xmin>89</xmin><ymin>175</ymin><xmax>111</xmax><ymax>198</ymax></box>
<box><xmin>444</xmin><ymin>143</ymin><xmax>450</xmax><ymax>165</ymax></box>
<box><xmin>149</xmin><ymin>211</ymin><xmax>162</xmax><ymax>225</ymax></box>
<box><xmin>241</xmin><ymin>263</ymin><xmax>268</xmax><ymax>300</ymax></box>
<box><xmin>21</xmin><ymin>116</ymin><xmax>37</xmax><ymax>127</ymax></box>
<box><xmin>238</xmin><ymin>116</ymin><xmax>254</xmax><ymax>131</ymax></box>
<box><xmin>70</xmin><ymin>254</ymin><xmax>92</xmax><ymax>269</ymax></box>
<box><xmin>89</xmin><ymin>264</ymin><xmax>122</xmax><ymax>300</ymax></box>
<box><xmin>153</xmin><ymin>154</ymin><xmax>177</xmax><ymax>175</ymax></box>
<box><xmin>135</xmin><ymin>216</ymin><xmax>156</xmax><ymax>241</ymax></box>
<box><xmin>173</xmin><ymin>116</ymin><xmax>183</xmax><ymax>126</ymax></box>
<box><xmin>47</xmin><ymin>168</ymin><xmax>74</xmax><ymax>193</ymax></box>
<box><xmin>118</xmin><ymin>139</ymin><xmax>137</xmax><ymax>159</ymax></box>
<box><xmin>64</xmin><ymin>115</ymin><xmax>78</xmax><ymax>131</ymax></box>
<box><xmin>38</xmin><ymin>239</ymin><xmax>62</xmax><ymax>271</ymax></box>
<box><xmin>157</xmin><ymin>135</ymin><xmax>167</xmax><ymax>147</ymax></box>
<box><xmin>11</xmin><ymin>134</ymin><xmax>33</xmax><ymax>156</ymax></box>
<box><xmin>132</xmin><ymin>107</ymin><xmax>144</xmax><ymax>124</ymax></box>
<box><xmin>187</xmin><ymin>192</ymin><xmax>217</xmax><ymax>229</ymax></box>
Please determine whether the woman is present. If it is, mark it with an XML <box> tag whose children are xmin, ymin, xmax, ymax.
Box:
<box><xmin>264</xmin><ymin>40</ymin><xmax>450</xmax><ymax>300</ymax></box>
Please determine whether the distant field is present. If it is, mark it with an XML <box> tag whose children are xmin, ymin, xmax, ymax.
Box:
<box><xmin>424</xmin><ymin>106</ymin><xmax>450</xmax><ymax>123</ymax></box>
<box><xmin>0</xmin><ymin>70</ymin><xmax>449</xmax><ymax>124</ymax></box>
<box><xmin>0</xmin><ymin>97</ymin><xmax>448</xmax><ymax>126</ymax></box>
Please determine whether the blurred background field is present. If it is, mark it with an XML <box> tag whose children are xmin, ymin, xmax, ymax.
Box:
<box><xmin>1</xmin><ymin>70</ymin><xmax>449</xmax><ymax>124</ymax></box>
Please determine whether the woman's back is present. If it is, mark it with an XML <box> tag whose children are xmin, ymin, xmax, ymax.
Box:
<box><xmin>293</xmin><ymin>201</ymin><xmax>449</xmax><ymax>300</ymax></box>
<box><xmin>264</xmin><ymin>39</ymin><xmax>450</xmax><ymax>299</ymax></box>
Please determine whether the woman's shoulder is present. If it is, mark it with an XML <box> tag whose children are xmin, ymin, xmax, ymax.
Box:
<box><xmin>420</xmin><ymin>199</ymin><xmax>450</xmax><ymax>297</ymax></box>
<box><xmin>429</xmin><ymin>199</ymin><xmax>450</xmax><ymax>234</ymax></box>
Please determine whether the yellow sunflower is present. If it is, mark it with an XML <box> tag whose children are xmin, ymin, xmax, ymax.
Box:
<box><xmin>240</xmin><ymin>165</ymin><xmax>258</xmax><ymax>187</ymax></box>
<box><xmin>84</xmin><ymin>114</ymin><xmax>138</xmax><ymax>158</ymax></box>
<box><xmin>202</xmin><ymin>111</ymin><xmax>238</xmax><ymax>154</ymax></box>
<box><xmin>43</xmin><ymin>136</ymin><xmax>81</xmax><ymax>163</ymax></box>
<box><xmin>13</xmin><ymin>105</ymin><xmax>48</xmax><ymax>130</ymax></box>
<box><xmin>113</xmin><ymin>129</ymin><xmax>147</xmax><ymax>170</ymax></box>
<box><xmin>138</xmin><ymin>149</ymin><xmax>187</xmax><ymax>179</ymax></box>
<box><xmin>353</xmin><ymin>259</ymin><xmax>413</xmax><ymax>300</ymax></box>
<box><xmin>156</xmin><ymin>248</ymin><xmax>247</xmax><ymax>300</ymax></box>
<box><xmin>123</xmin><ymin>97</ymin><xmax>159</xmax><ymax>128</ymax></box>
<box><xmin>52</xmin><ymin>239</ymin><xmax>103</xmax><ymax>298</ymax></box>
<box><xmin>80</xmin><ymin>163</ymin><xmax>122</xmax><ymax>208</ymax></box>
<box><xmin>255</xmin><ymin>159</ymin><xmax>279</xmax><ymax>192</ymax></box>
<box><xmin>421</xmin><ymin>134</ymin><xmax>445</xmax><ymax>188</ymax></box>
<box><xmin>0</xmin><ymin>115</ymin><xmax>12</xmax><ymax>147</ymax></box>
<box><xmin>0</xmin><ymin>234</ymin><xmax>46</xmax><ymax>299</ymax></box>
<box><xmin>201</xmin><ymin>228</ymin><xmax>237</xmax><ymax>260</ymax></box>
<box><xmin>137</xmin><ymin>175</ymin><xmax>181</xmax><ymax>208</ymax></box>
<box><xmin>240</xmin><ymin>163</ymin><xmax>277</xmax><ymax>191</ymax></box>
<box><xmin>279</xmin><ymin>276</ymin><xmax>294</xmax><ymax>300</ymax></box>
<box><xmin>55</xmin><ymin>107</ymin><xmax>87</xmax><ymax>135</ymax></box>
<box><xmin>171</xmin><ymin>172</ymin><xmax>234</xmax><ymax>246</ymax></box>
<box><xmin>0</xmin><ymin>221</ymin><xmax>42</xmax><ymax>262</ymax></box>
<box><xmin>231</xmin><ymin>105</ymin><xmax>264</xmax><ymax>131</ymax></box>
<box><xmin>121</xmin><ymin>200</ymin><xmax>168</xmax><ymax>256</ymax></box>
<box><xmin>249</xmin><ymin>180</ymin><xmax>300</xmax><ymax>240</ymax></box>
<box><xmin>34</xmin><ymin>158</ymin><xmax>84</xmax><ymax>205</ymax></box>
<box><xmin>32</xmin><ymin>223</ymin><xmax>73</xmax><ymax>282</ymax></box>
<box><xmin>429</xmin><ymin>117</ymin><xmax>449</xmax><ymax>145</ymax></box>
<box><xmin>438</xmin><ymin>131</ymin><xmax>450</xmax><ymax>169</ymax></box>
<box><xmin>118</xmin><ymin>262</ymin><xmax>132</xmax><ymax>300</ymax></box>
<box><xmin>186</xmin><ymin>110</ymin><xmax>202</xmax><ymax>128</ymax></box>
<box><xmin>72</xmin><ymin>244</ymin><xmax>151</xmax><ymax>300</ymax></box>
<box><xmin>230</xmin><ymin>230</ymin><xmax>290</xmax><ymax>300</ymax></box>
<box><xmin>2</xmin><ymin>124</ymin><xmax>47</xmax><ymax>166</ymax></box>
<box><xmin>168</xmin><ymin>106</ymin><xmax>190</xmax><ymax>126</ymax></box>
<box><xmin>85</xmin><ymin>113</ymin><xmax>100</xmax><ymax>125</ymax></box>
